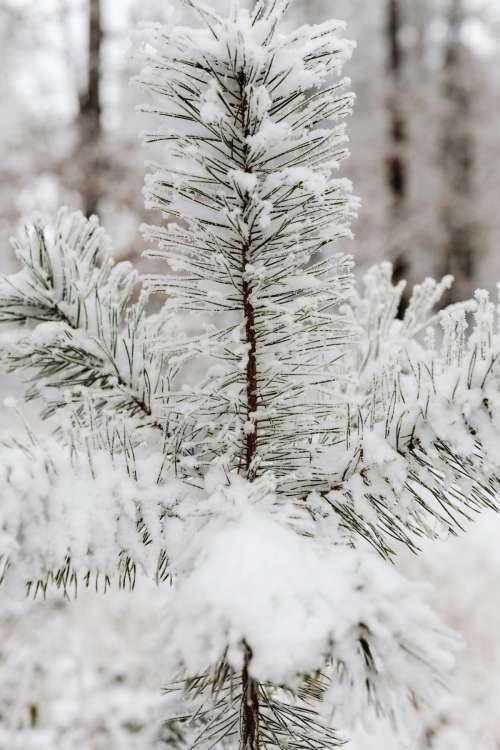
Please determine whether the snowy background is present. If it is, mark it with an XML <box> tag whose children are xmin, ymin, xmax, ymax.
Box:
<box><xmin>1</xmin><ymin>0</ymin><xmax>500</xmax><ymax>748</ymax></box>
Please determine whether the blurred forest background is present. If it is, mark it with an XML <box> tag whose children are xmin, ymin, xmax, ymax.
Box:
<box><xmin>2</xmin><ymin>0</ymin><xmax>500</xmax><ymax>296</ymax></box>
<box><xmin>1</xmin><ymin>1</ymin><xmax>500</xmax><ymax>748</ymax></box>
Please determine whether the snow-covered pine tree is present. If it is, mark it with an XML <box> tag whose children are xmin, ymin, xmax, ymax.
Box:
<box><xmin>1</xmin><ymin>0</ymin><xmax>500</xmax><ymax>747</ymax></box>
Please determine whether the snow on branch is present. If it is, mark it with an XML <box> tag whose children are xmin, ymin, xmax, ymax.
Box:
<box><xmin>315</xmin><ymin>265</ymin><xmax>500</xmax><ymax>557</ymax></box>
<box><xmin>136</xmin><ymin>0</ymin><xmax>358</xmax><ymax>493</ymax></box>
<box><xmin>0</xmin><ymin>210</ymin><xmax>174</xmax><ymax>432</ymax></box>
<box><xmin>159</xmin><ymin>471</ymin><xmax>459</xmax><ymax>741</ymax></box>
<box><xmin>0</xmin><ymin>435</ymin><xmax>172</xmax><ymax>596</ymax></box>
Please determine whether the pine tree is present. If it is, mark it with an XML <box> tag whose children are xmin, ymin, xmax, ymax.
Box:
<box><xmin>1</xmin><ymin>1</ymin><xmax>500</xmax><ymax>747</ymax></box>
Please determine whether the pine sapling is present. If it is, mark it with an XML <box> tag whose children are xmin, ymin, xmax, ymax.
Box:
<box><xmin>1</xmin><ymin>2</ymin><xmax>500</xmax><ymax>748</ymax></box>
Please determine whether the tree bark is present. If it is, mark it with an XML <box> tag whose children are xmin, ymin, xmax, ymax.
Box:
<box><xmin>79</xmin><ymin>0</ymin><xmax>103</xmax><ymax>217</ymax></box>
<box><xmin>240</xmin><ymin>644</ymin><xmax>260</xmax><ymax>750</ymax></box>
<box><xmin>238</xmin><ymin>60</ymin><xmax>260</xmax><ymax>748</ymax></box>
<box><xmin>440</xmin><ymin>0</ymin><xmax>476</xmax><ymax>303</ymax></box>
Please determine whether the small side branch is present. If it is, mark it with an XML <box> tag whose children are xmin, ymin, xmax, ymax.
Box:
<box><xmin>53</xmin><ymin>306</ymin><xmax>158</xmax><ymax>425</ymax></box>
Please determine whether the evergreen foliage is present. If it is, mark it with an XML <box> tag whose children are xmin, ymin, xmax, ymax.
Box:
<box><xmin>1</xmin><ymin>1</ymin><xmax>499</xmax><ymax>747</ymax></box>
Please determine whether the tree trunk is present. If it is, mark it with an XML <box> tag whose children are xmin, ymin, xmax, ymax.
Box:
<box><xmin>239</xmin><ymin>44</ymin><xmax>260</xmax><ymax>746</ymax></box>
<box><xmin>240</xmin><ymin>645</ymin><xmax>260</xmax><ymax>750</ymax></box>
<box><xmin>440</xmin><ymin>0</ymin><xmax>476</xmax><ymax>303</ymax></box>
<box><xmin>386</xmin><ymin>0</ymin><xmax>409</xmax><ymax>298</ymax></box>
<box><xmin>79</xmin><ymin>0</ymin><xmax>103</xmax><ymax>217</ymax></box>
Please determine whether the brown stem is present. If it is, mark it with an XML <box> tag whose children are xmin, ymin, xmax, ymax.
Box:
<box><xmin>237</xmin><ymin>69</ymin><xmax>259</xmax><ymax>478</ymax></box>
<box><xmin>240</xmin><ymin>644</ymin><xmax>260</xmax><ymax>750</ymax></box>
<box><xmin>242</xmin><ymin>250</ymin><xmax>258</xmax><ymax>475</ymax></box>
<box><xmin>237</xmin><ymin>69</ymin><xmax>260</xmax><ymax>747</ymax></box>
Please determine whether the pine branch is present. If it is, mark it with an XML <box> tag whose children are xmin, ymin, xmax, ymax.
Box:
<box><xmin>163</xmin><ymin>660</ymin><xmax>345</xmax><ymax>750</ymax></box>
<box><xmin>309</xmin><ymin>266</ymin><xmax>500</xmax><ymax>558</ymax></box>
<box><xmin>0</xmin><ymin>209</ymin><xmax>170</xmax><ymax>433</ymax></box>
<box><xmin>139</xmin><ymin>1</ymin><xmax>356</xmax><ymax>490</ymax></box>
<box><xmin>0</xmin><ymin>434</ymin><xmax>173</xmax><ymax>596</ymax></box>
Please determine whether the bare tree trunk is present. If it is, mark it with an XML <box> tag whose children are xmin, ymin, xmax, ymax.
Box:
<box><xmin>440</xmin><ymin>0</ymin><xmax>476</xmax><ymax>303</ymax></box>
<box><xmin>79</xmin><ymin>0</ymin><xmax>103</xmax><ymax>217</ymax></box>
<box><xmin>386</xmin><ymin>0</ymin><xmax>409</xmax><ymax>299</ymax></box>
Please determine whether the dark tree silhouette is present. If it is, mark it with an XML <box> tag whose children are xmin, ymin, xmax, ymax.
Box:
<box><xmin>79</xmin><ymin>0</ymin><xmax>103</xmax><ymax>218</ymax></box>
<box><xmin>386</xmin><ymin>0</ymin><xmax>409</xmax><ymax>298</ymax></box>
<box><xmin>440</xmin><ymin>0</ymin><xmax>477</xmax><ymax>303</ymax></box>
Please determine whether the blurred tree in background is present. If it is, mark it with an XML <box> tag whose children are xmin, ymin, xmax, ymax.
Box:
<box><xmin>286</xmin><ymin>0</ymin><xmax>500</xmax><ymax>296</ymax></box>
<box><xmin>0</xmin><ymin>0</ymin><xmax>175</xmax><ymax>264</ymax></box>
<box><xmin>78</xmin><ymin>0</ymin><xmax>103</xmax><ymax>218</ymax></box>
<box><xmin>386</xmin><ymin>0</ymin><xmax>410</xmax><ymax>297</ymax></box>
<box><xmin>440</xmin><ymin>0</ymin><xmax>477</xmax><ymax>302</ymax></box>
